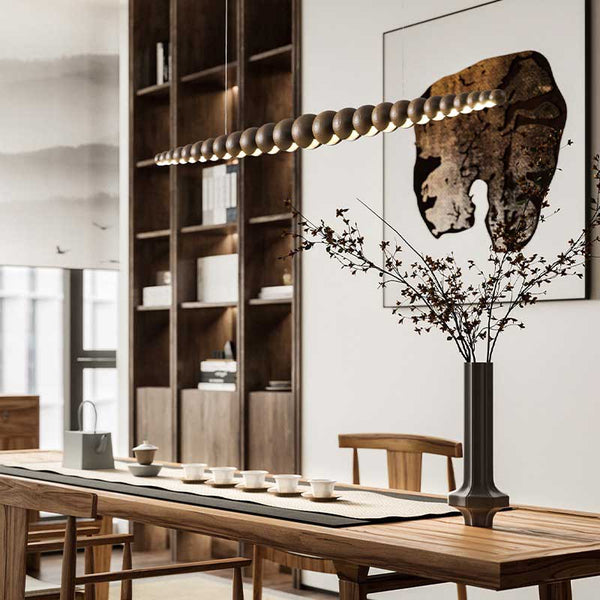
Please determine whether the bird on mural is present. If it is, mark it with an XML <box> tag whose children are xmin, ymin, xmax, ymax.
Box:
<box><xmin>93</xmin><ymin>222</ymin><xmax>111</xmax><ymax>231</ymax></box>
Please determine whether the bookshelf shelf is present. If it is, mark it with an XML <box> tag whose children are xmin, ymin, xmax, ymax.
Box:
<box><xmin>136</xmin><ymin>82</ymin><xmax>170</xmax><ymax>97</ymax></box>
<box><xmin>181</xmin><ymin>62</ymin><xmax>238</xmax><ymax>90</ymax></box>
<box><xmin>136</xmin><ymin>305</ymin><xmax>170</xmax><ymax>312</ymax></box>
<box><xmin>180</xmin><ymin>223</ymin><xmax>237</xmax><ymax>235</ymax></box>
<box><xmin>248</xmin><ymin>44</ymin><xmax>292</xmax><ymax>70</ymax></box>
<box><xmin>249</xmin><ymin>297</ymin><xmax>292</xmax><ymax>306</ymax></box>
<box><xmin>248</xmin><ymin>213</ymin><xmax>292</xmax><ymax>225</ymax></box>
<box><xmin>136</xmin><ymin>229</ymin><xmax>171</xmax><ymax>240</ymax></box>
<box><xmin>181</xmin><ymin>301</ymin><xmax>237</xmax><ymax>310</ymax></box>
<box><xmin>129</xmin><ymin>0</ymin><xmax>300</xmax><ymax>561</ymax></box>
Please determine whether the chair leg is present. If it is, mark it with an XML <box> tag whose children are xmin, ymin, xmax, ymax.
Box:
<box><xmin>233</xmin><ymin>566</ymin><xmax>244</xmax><ymax>600</ymax></box>
<box><xmin>60</xmin><ymin>516</ymin><xmax>77</xmax><ymax>600</ymax></box>
<box><xmin>456</xmin><ymin>583</ymin><xmax>467</xmax><ymax>600</ymax></box>
<box><xmin>84</xmin><ymin>546</ymin><xmax>96</xmax><ymax>600</ymax></box>
<box><xmin>120</xmin><ymin>541</ymin><xmax>133</xmax><ymax>600</ymax></box>
<box><xmin>252</xmin><ymin>545</ymin><xmax>264</xmax><ymax>600</ymax></box>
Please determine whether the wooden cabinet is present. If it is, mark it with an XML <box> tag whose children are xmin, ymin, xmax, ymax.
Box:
<box><xmin>0</xmin><ymin>396</ymin><xmax>39</xmax><ymax>451</ymax></box>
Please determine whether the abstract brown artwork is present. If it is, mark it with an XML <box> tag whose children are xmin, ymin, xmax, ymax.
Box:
<box><xmin>413</xmin><ymin>51</ymin><xmax>566</xmax><ymax>251</ymax></box>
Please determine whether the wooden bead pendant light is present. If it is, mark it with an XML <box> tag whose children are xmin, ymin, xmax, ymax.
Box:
<box><xmin>155</xmin><ymin>89</ymin><xmax>507</xmax><ymax>166</ymax></box>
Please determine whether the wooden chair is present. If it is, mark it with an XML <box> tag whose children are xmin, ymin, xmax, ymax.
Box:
<box><xmin>252</xmin><ymin>433</ymin><xmax>465</xmax><ymax>600</ymax></box>
<box><xmin>0</xmin><ymin>476</ymin><xmax>251</xmax><ymax>600</ymax></box>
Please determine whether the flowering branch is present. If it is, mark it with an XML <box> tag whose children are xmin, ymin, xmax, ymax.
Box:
<box><xmin>286</xmin><ymin>155</ymin><xmax>600</xmax><ymax>362</ymax></box>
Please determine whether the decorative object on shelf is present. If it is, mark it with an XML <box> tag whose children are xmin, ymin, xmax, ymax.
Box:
<box><xmin>288</xmin><ymin>158</ymin><xmax>600</xmax><ymax>526</ymax></box>
<box><xmin>197</xmin><ymin>254</ymin><xmax>238</xmax><ymax>303</ymax></box>
<box><xmin>63</xmin><ymin>401</ymin><xmax>114</xmax><ymax>470</ymax></box>
<box><xmin>132</xmin><ymin>440</ymin><xmax>158</xmax><ymax>465</ymax></box>
<box><xmin>383</xmin><ymin>0</ymin><xmax>587</xmax><ymax>304</ymax></box>
<box><xmin>156</xmin><ymin>270</ymin><xmax>171</xmax><ymax>285</ymax></box>
<box><xmin>142</xmin><ymin>284</ymin><xmax>171</xmax><ymax>307</ymax></box>
<box><xmin>154</xmin><ymin>89</ymin><xmax>506</xmax><ymax>165</ymax></box>
<box><xmin>282</xmin><ymin>267</ymin><xmax>292</xmax><ymax>286</ymax></box>
<box><xmin>258</xmin><ymin>285</ymin><xmax>293</xmax><ymax>300</ymax></box>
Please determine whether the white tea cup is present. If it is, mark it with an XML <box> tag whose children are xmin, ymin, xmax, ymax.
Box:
<box><xmin>273</xmin><ymin>474</ymin><xmax>302</xmax><ymax>494</ymax></box>
<box><xmin>309</xmin><ymin>478</ymin><xmax>336</xmax><ymax>498</ymax></box>
<box><xmin>210</xmin><ymin>466</ymin><xmax>237</xmax><ymax>484</ymax></box>
<box><xmin>182</xmin><ymin>463</ymin><xmax>207</xmax><ymax>481</ymax></box>
<box><xmin>240</xmin><ymin>470</ymin><xmax>268</xmax><ymax>488</ymax></box>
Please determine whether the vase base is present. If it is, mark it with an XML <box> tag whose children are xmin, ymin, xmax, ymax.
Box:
<box><xmin>448</xmin><ymin>491</ymin><xmax>509</xmax><ymax>528</ymax></box>
<box><xmin>452</xmin><ymin>505</ymin><xmax>506</xmax><ymax>528</ymax></box>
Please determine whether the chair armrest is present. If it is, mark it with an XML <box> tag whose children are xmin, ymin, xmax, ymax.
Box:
<box><xmin>76</xmin><ymin>557</ymin><xmax>252</xmax><ymax>586</ymax></box>
<box><xmin>28</xmin><ymin>533</ymin><xmax>134</xmax><ymax>553</ymax></box>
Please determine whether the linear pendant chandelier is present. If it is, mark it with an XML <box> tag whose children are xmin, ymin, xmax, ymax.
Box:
<box><xmin>154</xmin><ymin>89</ymin><xmax>507</xmax><ymax>166</ymax></box>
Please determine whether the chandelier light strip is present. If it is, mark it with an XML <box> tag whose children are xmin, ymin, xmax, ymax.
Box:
<box><xmin>155</xmin><ymin>89</ymin><xmax>507</xmax><ymax>166</ymax></box>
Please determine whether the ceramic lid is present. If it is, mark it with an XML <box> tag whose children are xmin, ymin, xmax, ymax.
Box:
<box><xmin>133</xmin><ymin>440</ymin><xmax>158</xmax><ymax>452</ymax></box>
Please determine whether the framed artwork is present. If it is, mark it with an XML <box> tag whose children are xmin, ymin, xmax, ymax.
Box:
<box><xmin>382</xmin><ymin>0</ymin><xmax>588</xmax><ymax>306</ymax></box>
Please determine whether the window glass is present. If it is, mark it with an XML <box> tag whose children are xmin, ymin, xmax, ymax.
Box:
<box><xmin>0</xmin><ymin>266</ymin><xmax>64</xmax><ymax>449</ymax></box>
<box><xmin>83</xmin><ymin>269</ymin><xmax>118</xmax><ymax>351</ymax></box>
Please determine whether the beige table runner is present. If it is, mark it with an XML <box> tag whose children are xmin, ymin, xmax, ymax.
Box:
<box><xmin>0</xmin><ymin>458</ymin><xmax>457</xmax><ymax>524</ymax></box>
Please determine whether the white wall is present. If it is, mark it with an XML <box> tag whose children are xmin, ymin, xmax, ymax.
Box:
<box><xmin>117</xmin><ymin>0</ymin><xmax>130</xmax><ymax>458</ymax></box>
<box><xmin>301</xmin><ymin>1</ymin><xmax>600</xmax><ymax>598</ymax></box>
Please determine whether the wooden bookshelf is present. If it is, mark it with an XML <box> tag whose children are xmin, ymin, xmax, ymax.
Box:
<box><xmin>129</xmin><ymin>0</ymin><xmax>301</xmax><ymax>559</ymax></box>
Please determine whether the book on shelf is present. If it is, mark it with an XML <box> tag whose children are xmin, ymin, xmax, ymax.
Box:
<box><xmin>197</xmin><ymin>382</ymin><xmax>236</xmax><ymax>392</ymax></box>
<box><xmin>258</xmin><ymin>285</ymin><xmax>293</xmax><ymax>299</ymax></box>
<box><xmin>200</xmin><ymin>359</ymin><xmax>237</xmax><ymax>385</ymax></box>
<box><xmin>156</xmin><ymin>42</ymin><xmax>170</xmax><ymax>84</ymax></box>
<box><xmin>202</xmin><ymin>164</ymin><xmax>238</xmax><ymax>225</ymax></box>
<box><xmin>265</xmin><ymin>379</ymin><xmax>292</xmax><ymax>392</ymax></box>
<box><xmin>197</xmin><ymin>254</ymin><xmax>238</xmax><ymax>303</ymax></box>
<box><xmin>142</xmin><ymin>285</ymin><xmax>171</xmax><ymax>307</ymax></box>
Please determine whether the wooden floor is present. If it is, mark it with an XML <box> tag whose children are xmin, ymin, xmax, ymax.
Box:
<box><xmin>37</xmin><ymin>547</ymin><xmax>335</xmax><ymax>599</ymax></box>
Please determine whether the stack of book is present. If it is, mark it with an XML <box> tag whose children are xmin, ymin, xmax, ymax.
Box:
<box><xmin>202</xmin><ymin>164</ymin><xmax>238</xmax><ymax>225</ymax></box>
<box><xmin>198</xmin><ymin>359</ymin><xmax>237</xmax><ymax>392</ymax></box>
<box><xmin>258</xmin><ymin>285</ymin><xmax>293</xmax><ymax>300</ymax></box>
<box><xmin>265</xmin><ymin>380</ymin><xmax>292</xmax><ymax>392</ymax></box>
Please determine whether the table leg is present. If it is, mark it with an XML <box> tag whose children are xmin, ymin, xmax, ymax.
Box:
<box><xmin>0</xmin><ymin>503</ymin><xmax>28</xmax><ymax>600</ymax></box>
<box><xmin>93</xmin><ymin>515</ymin><xmax>113</xmax><ymax>600</ymax></box>
<box><xmin>335</xmin><ymin>562</ymin><xmax>369</xmax><ymax>600</ymax></box>
<box><xmin>539</xmin><ymin>581</ymin><xmax>572</xmax><ymax>600</ymax></box>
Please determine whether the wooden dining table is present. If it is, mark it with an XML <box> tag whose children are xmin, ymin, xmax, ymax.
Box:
<box><xmin>1</xmin><ymin>450</ymin><xmax>600</xmax><ymax>600</ymax></box>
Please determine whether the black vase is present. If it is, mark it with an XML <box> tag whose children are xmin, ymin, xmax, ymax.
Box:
<box><xmin>448</xmin><ymin>362</ymin><xmax>509</xmax><ymax>528</ymax></box>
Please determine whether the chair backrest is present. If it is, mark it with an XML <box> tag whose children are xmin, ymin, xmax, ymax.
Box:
<box><xmin>0</xmin><ymin>476</ymin><xmax>97</xmax><ymax>518</ymax></box>
<box><xmin>338</xmin><ymin>433</ymin><xmax>462</xmax><ymax>492</ymax></box>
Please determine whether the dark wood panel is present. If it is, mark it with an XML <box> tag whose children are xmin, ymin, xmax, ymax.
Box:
<box><xmin>247</xmin><ymin>391</ymin><xmax>295</xmax><ymax>473</ymax></box>
<box><xmin>244</xmin><ymin>0</ymin><xmax>292</xmax><ymax>56</ymax></box>
<box><xmin>177</xmin><ymin>0</ymin><xmax>237</xmax><ymax>76</ymax></box>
